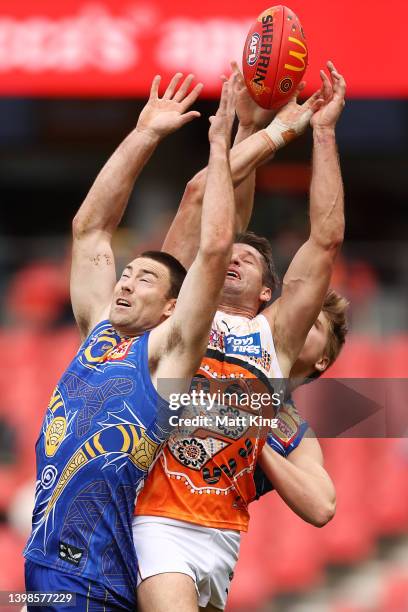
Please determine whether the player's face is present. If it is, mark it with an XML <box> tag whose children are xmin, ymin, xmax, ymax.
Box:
<box><xmin>109</xmin><ymin>257</ymin><xmax>175</xmax><ymax>336</ymax></box>
<box><xmin>292</xmin><ymin>311</ymin><xmax>331</xmax><ymax>377</ymax></box>
<box><xmin>221</xmin><ymin>243</ymin><xmax>271</xmax><ymax>308</ymax></box>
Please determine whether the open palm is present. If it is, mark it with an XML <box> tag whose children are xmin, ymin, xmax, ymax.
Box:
<box><xmin>137</xmin><ymin>73</ymin><xmax>203</xmax><ymax>139</ymax></box>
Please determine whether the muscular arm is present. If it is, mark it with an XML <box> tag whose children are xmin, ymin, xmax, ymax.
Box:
<box><xmin>265</xmin><ymin>64</ymin><xmax>346</xmax><ymax>374</ymax></box>
<box><xmin>232</xmin><ymin>124</ymin><xmax>257</xmax><ymax>232</ymax></box>
<box><xmin>161</xmin><ymin>125</ymin><xmax>264</xmax><ymax>269</ymax></box>
<box><xmin>70</xmin><ymin>73</ymin><xmax>202</xmax><ymax>340</ymax></box>
<box><xmin>161</xmin><ymin>65</ymin><xmax>263</xmax><ymax>268</ymax></box>
<box><xmin>258</xmin><ymin>435</ymin><xmax>336</xmax><ymax>527</ymax></box>
<box><xmin>151</xmin><ymin>79</ymin><xmax>236</xmax><ymax>382</ymax></box>
<box><xmin>162</xmin><ymin>79</ymin><xmax>321</xmax><ymax>269</ymax></box>
<box><xmin>230</xmin><ymin>63</ymin><xmax>276</xmax><ymax>232</ymax></box>
<box><xmin>71</xmin><ymin>130</ymin><xmax>161</xmax><ymax>339</ymax></box>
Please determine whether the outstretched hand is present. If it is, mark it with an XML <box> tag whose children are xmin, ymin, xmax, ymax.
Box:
<box><xmin>230</xmin><ymin>61</ymin><xmax>275</xmax><ymax>130</ymax></box>
<box><xmin>311</xmin><ymin>61</ymin><xmax>346</xmax><ymax>130</ymax></box>
<box><xmin>208</xmin><ymin>74</ymin><xmax>237</xmax><ymax>149</ymax></box>
<box><xmin>266</xmin><ymin>81</ymin><xmax>324</xmax><ymax>148</ymax></box>
<box><xmin>264</xmin><ymin>67</ymin><xmax>343</xmax><ymax>149</ymax></box>
<box><xmin>136</xmin><ymin>73</ymin><xmax>203</xmax><ymax>140</ymax></box>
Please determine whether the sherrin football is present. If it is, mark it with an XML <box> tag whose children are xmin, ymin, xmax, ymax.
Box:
<box><xmin>242</xmin><ymin>5</ymin><xmax>308</xmax><ymax>109</ymax></box>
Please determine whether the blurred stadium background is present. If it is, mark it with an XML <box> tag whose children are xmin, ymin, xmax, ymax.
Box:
<box><xmin>0</xmin><ymin>0</ymin><xmax>407</xmax><ymax>610</ymax></box>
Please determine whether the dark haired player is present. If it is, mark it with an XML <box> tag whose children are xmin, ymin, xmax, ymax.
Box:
<box><xmin>133</xmin><ymin>62</ymin><xmax>347</xmax><ymax>612</ymax></box>
<box><xmin>24</xmin><ymin>73</ymin><xmax>238</xmax><ymax>611</ymax></box>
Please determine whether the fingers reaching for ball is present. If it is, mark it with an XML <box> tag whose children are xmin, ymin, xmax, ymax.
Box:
<box><xmin>209</xmin><ymin>74</ymin><xmax>238</xmax><ymax>148</ymax></box>
<box><xmin>310</xmin><ymin>62</ymin><xmax>346</xmax><ymax>130</ymax></box>
<box><xmin>319</xmin><ymin>70</ymin><xmax>333</xmax><ymax>104</ymax></box>
<box><xmin>230</xmin><ymin>59</ymin><xmax>276</xmax><ymax>129</ymax></box>
<box><xmin>327</xmin><ymin>61</ymin><xmax>346</xmax><ymax>104</ymax></box>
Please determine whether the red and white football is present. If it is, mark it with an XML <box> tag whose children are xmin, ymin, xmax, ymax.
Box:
<box><xmin>242</xmin><ymin>5</ymin><xmax>308</xmax><ymax>109</ymax></box>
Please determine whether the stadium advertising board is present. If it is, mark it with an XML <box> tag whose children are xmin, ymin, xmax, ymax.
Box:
<box><xmin>0</xmin><ymin>0</ymin><xmax>405</xmax><ymax>97</ymax></box>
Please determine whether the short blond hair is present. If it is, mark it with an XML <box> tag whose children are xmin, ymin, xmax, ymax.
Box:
<box><xmin>312</xmin><ymin>289</ymin><xmax>349</xmax><ymax>379</ymax></box>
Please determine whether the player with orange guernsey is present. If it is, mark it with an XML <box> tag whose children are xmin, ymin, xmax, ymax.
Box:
<box><xmin>133</xmin><ymin>61</ymin><xmax>347</xmax><ymax>611</ymax></box>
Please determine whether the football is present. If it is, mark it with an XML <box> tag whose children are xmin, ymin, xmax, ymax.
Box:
<box><xmin>242</xmin><ymin>5</ymin><xmax>308</xmax><ymax>109</ymax></box>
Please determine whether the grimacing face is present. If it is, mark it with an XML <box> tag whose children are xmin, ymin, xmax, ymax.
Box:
<box><xmin>109</xmin><ymin>257</ymin><xmax>175</xmax><ymax>336</ymax></box>
<box><xmin>221</xmin><ymin>243</ymin><xmax>271</xmax><ymax>308</ymax></box>
<box><xmin>292</xmin><ymin>311</ymin><xmax>331</xmax><ymax>377</ymax></box>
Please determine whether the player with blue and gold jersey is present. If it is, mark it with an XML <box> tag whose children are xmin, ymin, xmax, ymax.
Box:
<box><xmin>24</xmin><ymin>73</ymin><xmax>239</xmax><ymax>611</ymax></box>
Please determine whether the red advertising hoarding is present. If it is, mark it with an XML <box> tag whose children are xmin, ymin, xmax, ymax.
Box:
<box><xmin>0</xmin><ymin>0</ymin><xmax>406</xmax><ymax>97</ymax></box>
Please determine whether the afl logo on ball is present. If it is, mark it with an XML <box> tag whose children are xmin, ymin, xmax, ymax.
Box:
<box><xmin>247</xmin><ymin>32</ymin><xmax>261</xmax><ymax>66</ymax></box>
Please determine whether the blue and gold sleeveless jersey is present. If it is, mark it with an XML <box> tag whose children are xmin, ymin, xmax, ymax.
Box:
<box><xmin>24</xmin><ymin>320</ymin><xmax>172</xmax><ymax>607</ymax></box>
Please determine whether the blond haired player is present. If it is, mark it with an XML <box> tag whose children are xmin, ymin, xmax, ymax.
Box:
<box><xmin>133</xmin><ymin>62</ymin><xmax>347</xmax><ymax>612</ymax></box>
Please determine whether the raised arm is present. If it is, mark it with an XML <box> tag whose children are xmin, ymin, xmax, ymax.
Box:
<box><xmin>265</xmin><ymin>62</ymin><xmax>346</xmax><ymax>374</ymax></box>
<box><xmin>150</xmin><ymin>78</ymin><xmax>237</xmax><ymax>381</ymax></box>
<box><xmin>230</xmin><ymin>62</ymin><xmax>276</xmax><ymax>232</ymax></box>
<box><xmin>258</xmin><ymin>435</ymin><xmax>336</xmax><ymax>527</ymax></box>
<box><xmin>70</xmin><ymin>74</ymin><xmax>202</xmax><ymax>339</ymax></box>
<box><xmin>162</xmin><ymin>79</ymin><xmax>321</xmax><ymax>269</ymax></box>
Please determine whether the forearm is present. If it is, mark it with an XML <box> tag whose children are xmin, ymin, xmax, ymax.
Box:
<box><xmin>73</xmin><ymin>129</ymin><xmax>159</xmax><ymax>237</ymax></box>
<box><xmin>200</xmin><ymin>143</ymin><xmax>235</xmax><ymax>255</ymax></box>
<box><xmin>161</xmin><ymin>171</ymin><xmax>205</xmax><ymax>268</ymax></box>
<box><xmin>162</xmin><ymin>125</ymin><xmax>275</xmax><ymax>263</ymax></box>
<box><xmin>229</xmin><ymin>128</ymin><xmax>276</xmax><ymax>190</ymax></box>
<box><xmin>233</xmin><ymin>124</ymin><xmax>258</xmax><ymax>232</ymax></box>
<box><xmin>310</xmin><ymin>128</ymin><xmax>344</xmax><ymax>249</ymax></box>
<box><xmin>259</xmin><ymin>445</ymin><xmax>336</xmax><ymax>527</ymax></box>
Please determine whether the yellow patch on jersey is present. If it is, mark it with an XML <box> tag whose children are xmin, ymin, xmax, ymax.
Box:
<box><xmin>131</xmin><ymin>430</ymin><xmax>159</xmax><ymax>471</ymax></box>
<box><xmin>45</xmin><ymin>417</ymin><xmax>67</xmax><ymax>457</ymax></box>
<box><xmin>45</xmin><ymin>449</ymin><xmax>88</xmax><ymax>516</ymax></box>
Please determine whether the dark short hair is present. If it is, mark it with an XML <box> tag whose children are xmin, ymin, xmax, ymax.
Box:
<box><xmin>235</xmin><ymin>231</ymin><xmax>280</xmax><ymax>297</ymax></box>
<box><xmin>139</xmin><ymin>251</ymin><xmax>187</xmax><ymax>299</ymax></box>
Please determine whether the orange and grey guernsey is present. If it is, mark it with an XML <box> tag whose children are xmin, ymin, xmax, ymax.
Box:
<box><xmin>135</xmin><ymin>310</ymin><xmax>284</xmax><ymax>532</ymax></box>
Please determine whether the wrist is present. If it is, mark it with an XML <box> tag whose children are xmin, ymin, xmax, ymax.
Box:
<box><xmin>209</xmin><ymin>140</ymin><xmax>229</xmax><ymax>155</ymax></box>
<box><xmin>264</xmin><ymin>118</ymin><xmax>289</xmax><ymax>150</ymax></box>
<box><xmin>237</xmin><ymin>123</ymin><xmax>257</xmax><ymax>137</ymax></box>
<box><xmin>313</xmin><ymin>126</ymin><xmax>336</xmax><ymax>140</ymax></box>
<box><xmin>133</xmin><ymin>125</ymin><xmax>162</xmax><ymax>145</ymax></box>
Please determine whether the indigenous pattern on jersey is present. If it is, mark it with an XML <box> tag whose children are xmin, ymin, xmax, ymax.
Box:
<box><xmin>253</xmin><ymin>397</ymin><xmax>309</xmax><ymax>499</ymax></box>
<box><xmin>24</xmin><ymin>320</ymin><xmax>173</xmax><ymax>608</ymax></box>
<box><xmin>135</xmin><ymin>311</ymin><xmax>283</xmax><ymax>532</ymax></box>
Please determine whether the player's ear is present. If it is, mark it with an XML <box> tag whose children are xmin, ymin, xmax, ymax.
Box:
<box><xmin>163</xmin><ymin>298</ymin><xmax>177</xmax><ymax>318</ymax></box>
<box><xmin>314</xmin><ymin>355</ymin><xmax>329</xmax><ymax>373</ymax></box>
<box><xmin>259</xmin><ymin>286</ymin><xmax>272</xmax><ymax>304</ymax></box>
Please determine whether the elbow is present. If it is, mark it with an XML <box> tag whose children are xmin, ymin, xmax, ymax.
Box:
<box><xmin>330</xmin><ymin>223</ymin><xmax>345</xmax><ymax>250</ymax></box>
<box><xmin>72</xmin><ymin>214</ymin><xmax>86</xmax><ymax>239</ymax></box>
<box><xmin>183</xmin><ymin>175</ymin><xmax>205</xmax><ymax>209</ymax></box>
<box><xmin>72</xmin><ymin>215</ymin><xmax>93</xmax><ymax>240</ymax></box>
<box><xmin>200</xmin><ymin>230</ymin><xmax>234</xmax><ymax>260</ymax></box>
<box><xmin>311</xmin><ymin>227</ymin><xmax>344</xmax><ymax>253</ymax></box>
<box><xmin>72</xmin><ymin>214</ymin><xmax>110</xmax><ymax>240</ymax></box>
<box><xmin>310</xmin><ymin>498</ymin><xmax>336</xmax><ymax>528</ymax></box>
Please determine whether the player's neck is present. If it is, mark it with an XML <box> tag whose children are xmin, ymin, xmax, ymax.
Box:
<box><xmin>217</xmin><ymin>301</ymin><xmax>257</xmax><ymax>319</ymax></box>
<box><xmin>286</xmin><ymin>377</ymin><xmax>305</xmax><ymax>393</ymax></box>
<box><xmin>287</xmin><ymin>363</ymin><xmax>314</xmax><ymax>392</ymax></box>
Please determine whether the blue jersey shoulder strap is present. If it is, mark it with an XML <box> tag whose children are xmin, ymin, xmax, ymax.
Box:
<box><xmin>254</xmin><ymin>396</ymin><xmax>310</xmax><ymax>500</ymax></box>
